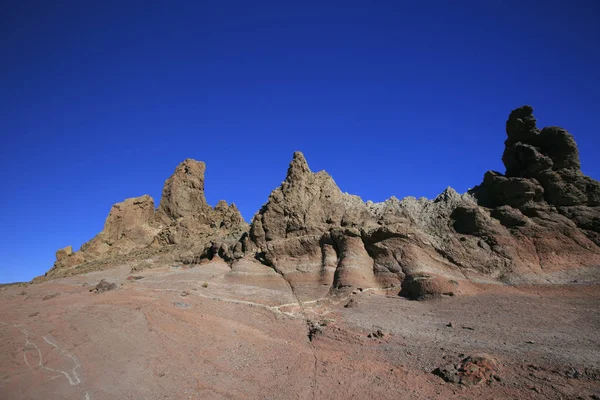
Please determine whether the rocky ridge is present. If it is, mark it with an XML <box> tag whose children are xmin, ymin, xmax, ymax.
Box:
<box><xmin>43</xmin><ymin>106</ymin><xmax>600</xmax><ymax>299</ymax></box>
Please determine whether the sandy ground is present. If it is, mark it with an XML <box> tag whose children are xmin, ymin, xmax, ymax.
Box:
<box><xmin>0</xmin><ymin>260</ymin><xmax>599</xmax><ymax>400</ymax></box>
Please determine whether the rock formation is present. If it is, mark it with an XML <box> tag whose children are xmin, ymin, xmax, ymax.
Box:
<box><xmin>470</xmin><ymin>105</ymin><xmax>600</xmax><ymax>273</ymax></box>
<box><xmin>45</xmin><ymin>159</ymin><xmax>247</xmax><ymax>279</ymax></box>
<box><xmin>43</xmin><ymin>106</ymin><xmax>600</xmax><ymax>299</ymax></box>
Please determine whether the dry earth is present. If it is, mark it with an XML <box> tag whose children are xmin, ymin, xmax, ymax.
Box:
<box><xmin>1</xmin><ymin>260</ymin><xmax>599</xmax><ymax>400</ymax></box>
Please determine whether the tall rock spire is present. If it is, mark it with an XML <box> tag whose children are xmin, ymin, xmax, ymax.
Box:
<box><xmin>285</xmin><ymin>151</ymin><xmax>311</xmax><ymax>184</ymax></box>
<box><xmin>157</xmin><ymin>158</ymin><xmax>209</xmax><ymax>220</ymax></box>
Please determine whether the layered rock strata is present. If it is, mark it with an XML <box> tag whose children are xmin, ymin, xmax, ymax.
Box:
<box><xmin>45</xmin><ymin>106</ymin><xmax>600</xmax><ymax>299</ymax></box>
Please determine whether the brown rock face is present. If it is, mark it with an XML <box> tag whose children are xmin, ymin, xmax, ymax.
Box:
<box><xmin>44</xmin><ymin>105</ymin><xmax>600</xmax><ymax>301</ymax></box>
<box><xmin>470</xmin><ymin>105</ymin><xmax>600</xmax><ymax>277</ymax></box>
<box><xmin>476</xmin><ymin>105</ymin><xmax>600</xmax><ymax>208</ymax></box>
<box><xmin>46</xmin><ymin>195</ymin><xmax>160</xmax><ymax>278</ymax></box>
<box><xmin>157</xmin><ymin>159</ymin><xmax>208</xmax><ymax>220</ymax></box>
<box><xmin>45</xmin><ymin>160</ymin><xmax>247</xmax><ymax>280</ymax></box>
<box><xmin>100</xmin><ymin>195</ymin><xmax>159</xmax><ymax>248</ymax></box>
<box><xmin>55</xmin><ymin>246</ymin><xmax>73</xmax><ymax>261</ymax></box>
<box><xmin>151</xmin><ymin>159</ymin><xmax>248</xmax><ymax>261</ymax></box>
<box><xmin>249</xmin><ymin>152</ymin><xmax>380</xmax><ymax>300</ymax></box>
<box><xmin>250</xmin><ymin>152</ymin><xmax>373</xmax><ymax>247</ymax></box>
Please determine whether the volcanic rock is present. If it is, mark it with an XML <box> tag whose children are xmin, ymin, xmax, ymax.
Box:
<box><xmin>248</xmin><ymin>152</ymin><xmax>380</xmax><ymax>300</ymax></box>
<box><xmin>45</xmin><ymin>159</ymin><xmax>248</xmax><ymax>280</ymax></box>
<box><xmin>156</xmin><ymin>158</ymin><xmax>209</xmax><ymax>220</ymax></box>
<box><xmin>434</xmin><ymin>353</ymin><xmax>500</xmax><ymax>385</ymax></box>
<box><xmin>42</xmin><ymin>105</ymin><xmax>600</xmax><ymax>301</ymax></box>
<box><xmin>470</xmin><ymin>105</ymin><xmax>600</xmax><ymax>277</ymax></box>
<box><xmin>90</xmin><ymin>279</ymin><xmax>117</xmax><ymax>294</ymax></box>
<box><xmin>476</xmin><ymin>105</ymin><xmax>600</xmax><ymax>207</ymax></box>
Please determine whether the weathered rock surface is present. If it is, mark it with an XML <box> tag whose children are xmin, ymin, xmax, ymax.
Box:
<box><xmin>470</xmin><ymin>105</ymin><xmax>600</xmax><ymax>280</ymax></box>
<box><xmin>43</xmin><ymin>106</ymin><xmax>600</xmax><ymax>300</ymax></box>
<box><xmin>44</xmin><ymin>159</ymin><xmax>247</xmax><ymax>280</ymax></box>
<box><xmin>434</xmin><ymin>353</ymin><xmax>500</xmax><ymax>386</ymax></box>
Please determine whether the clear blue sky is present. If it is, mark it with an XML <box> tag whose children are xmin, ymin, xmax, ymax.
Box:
<box><xmin>1</xmin><ymin>1</ymin><xmax>599</xmax><ymax>283</ymax></box>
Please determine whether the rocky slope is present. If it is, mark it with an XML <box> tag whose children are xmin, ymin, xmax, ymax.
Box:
<box><xmin>42</xmin><ymin>106</ymin><xmax>600</xmax><ymax>299</ymax></box>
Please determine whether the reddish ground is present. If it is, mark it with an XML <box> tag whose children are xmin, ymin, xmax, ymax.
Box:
<box><xmin>1</xmin><ymin>261</ymin><xmax>599</xmax><ymax>399</ymax></box>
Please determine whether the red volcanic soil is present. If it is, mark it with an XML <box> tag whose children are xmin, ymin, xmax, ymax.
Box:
<box><xmin>1</xmin><ymin>261</ymin><xmax>599</xmax><ymax>400</ymax></box>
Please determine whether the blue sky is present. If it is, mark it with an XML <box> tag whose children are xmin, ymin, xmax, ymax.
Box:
<box><xmin>1</xmin><ymin>1</ymin><xmax>599</xmax><ymax>283</ymax></box>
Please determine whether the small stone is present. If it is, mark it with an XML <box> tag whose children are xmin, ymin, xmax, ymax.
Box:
<box><xmin>344</xmin><ymin>298</ymin><xmax>358</xmax><ymax>308</ymax></box>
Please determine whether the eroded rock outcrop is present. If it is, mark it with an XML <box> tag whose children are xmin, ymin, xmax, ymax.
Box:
<box><xmin>44</xmin><ymin>105</ymin><xmax>600</xmax><ymax>300</ymax></box>
<box><xmin>470</xmin><ymin>105</ymin><xmax>600</xmax><ymax>274</ymax></box>
<box><xmin>249</xmin><ymin>152</ymin><xmax>380</xmax><ymax>299</ymax></box>
<box><xmin>474</xmin><ymin>105</ymin><xmax>600</xmax><ymax>208</ymax></box>
<box><xmin>45</xmin><ymin>159</ymin><xmax>248</xmax><ymax>279</ymax></box>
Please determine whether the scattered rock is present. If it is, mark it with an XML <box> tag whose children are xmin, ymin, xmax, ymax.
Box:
<box><xmin>42</xmin><ymin>293</ymin><xmax>59</xmax><ymax>301</ymax></box>
<box><xmin>307</xmin><ymin>320</ymin><xmax>325</xmax><ymax>342</ymax></box>
<box><xmin>433</xmin><ymin>363</ymin><xmax>461</xmax><ymax>384</ymax></box>
<box><xmin>344</xmin><ymin>298</ymin><xmax>359</xmax><ymax>308</ymax></box>
<box><xmin>367</xmin><ymin>329</ymin><xmax>384</xmax><ymax>339</ymax></box>
<box><xmin>399</xmin><ymin>275</ymin><xmax>458</xmax><ymax>300</ymax></box>
<box><xmin>566</xmin><ymin>367</ymin><xmax>585</xmax><ymax>379</ymax></box>
<box><xmin>433</xmin><ymin>353</ymin><xmax>500</xmax><ymax>386</ymax></box>
<box><xmin>90</xmin><ymin>279</ymin><xmax>118</xmax><ymax>294</ymax></box>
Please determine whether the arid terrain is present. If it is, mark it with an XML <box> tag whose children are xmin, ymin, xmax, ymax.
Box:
<box><xmin>1</xmin><ymin>263</ymin><xmax>599</xmax><ymax>399</ymax></box>
<box><xmin>2</xmin><ymin>105</ymin><xmax>600</xmax><ymax>399</ymax></box>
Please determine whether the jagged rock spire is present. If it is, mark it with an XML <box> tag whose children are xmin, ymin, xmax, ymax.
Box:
<box><xmin>285</xmin><ymin>151</ymin><xmax>311</xmax><ymax>184</ymax></box>
<box><xmin>505</xmin><ymin>105</ymin><xmax>539</xmax><ymax>146</ymax></box>
<box><xmin>157</xmin><ymin>158</ymin><xmax>208</xmax><ymax>220</ymax></box>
